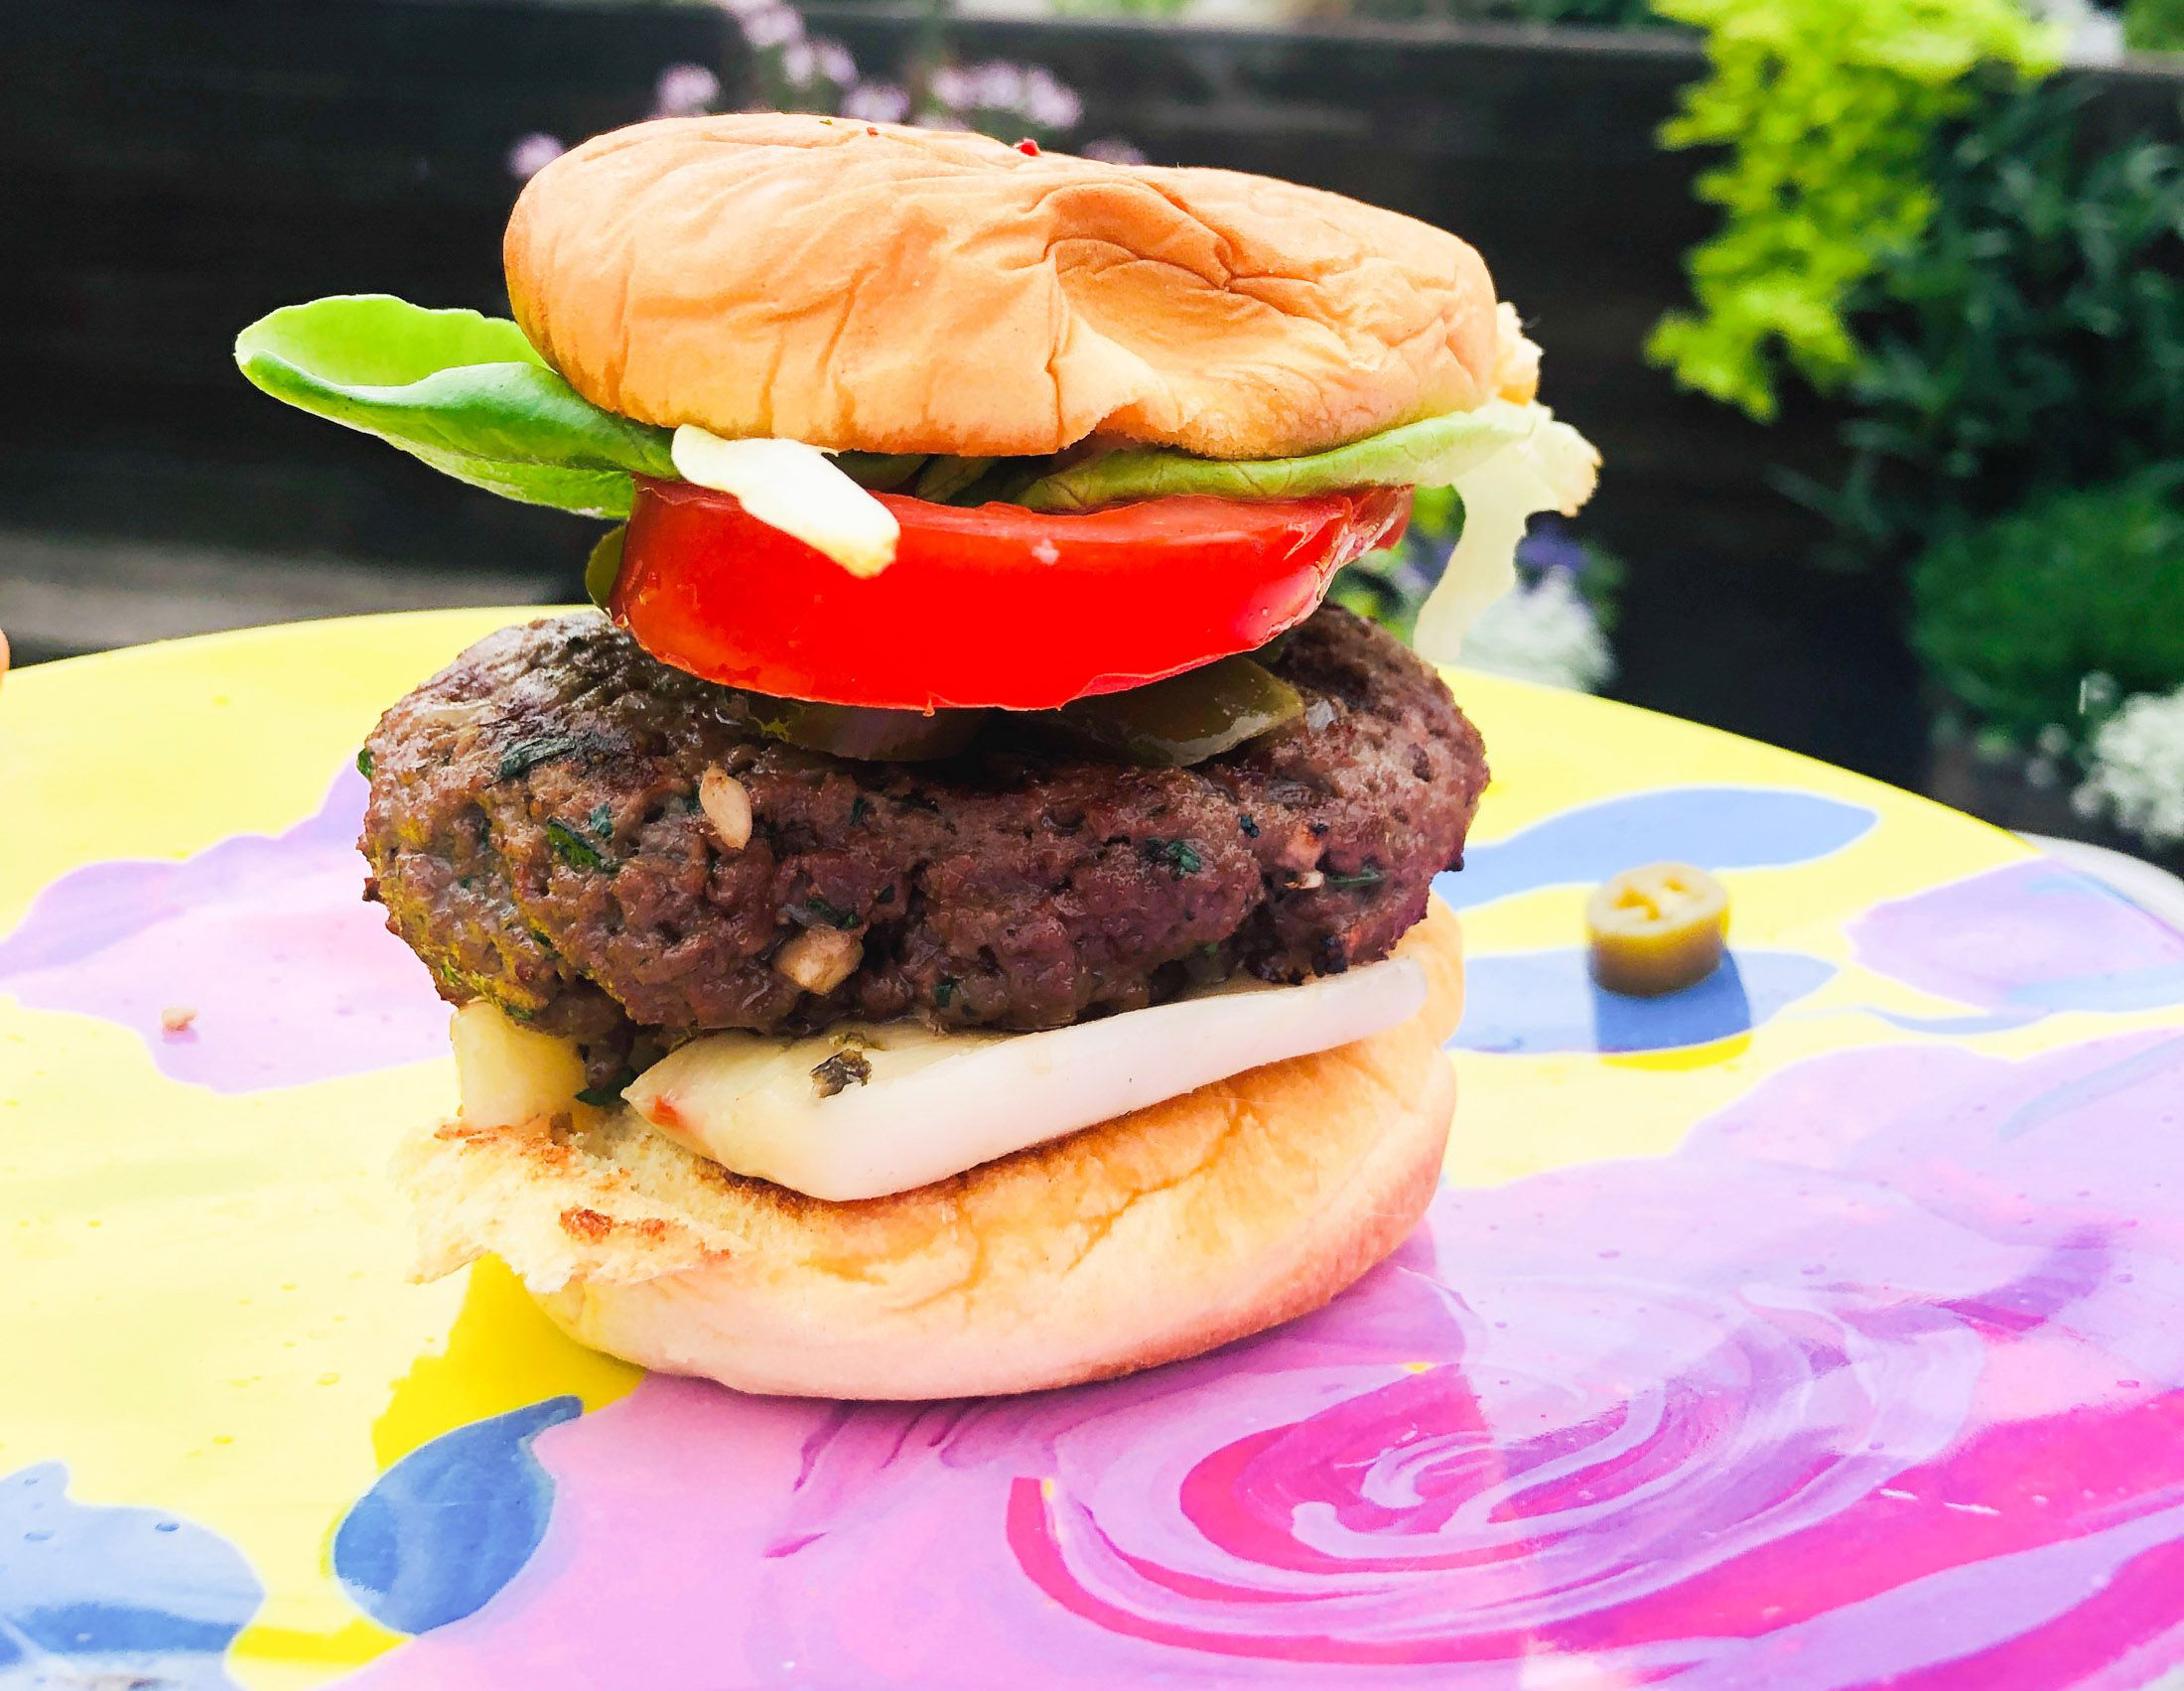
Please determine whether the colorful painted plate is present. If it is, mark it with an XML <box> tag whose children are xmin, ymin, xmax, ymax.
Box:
<box><xmin>5</xmin><ymin>610</ymin><xmax>2183</xmax><ymax>1689</ymax></box>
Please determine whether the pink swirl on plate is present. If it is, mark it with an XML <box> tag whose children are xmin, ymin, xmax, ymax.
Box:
<box><xmin>1003</xmin><ymin>1279</ymin><xmax>1979</xmax><ymax>1669</ymax></box>
<box><xmin>356</xmin><ymin>1027</ymin><xmax>2184</xmax><ymax>1689</ymax></box>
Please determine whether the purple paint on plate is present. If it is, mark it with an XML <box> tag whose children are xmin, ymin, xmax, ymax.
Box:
<box><xmin>344</xmin><ymin>1029</ymin><xmax>2184</xmax><ymax>1689</ymax></box>
<box><xmin>1853</xmin><ymin>862</ymin><xmax>2184</xmax><ymax>1015</ymax></box>
<box><xmin>0</xmin><ymin>769</ymin><xmax>448</xmax><ymax>1091</ymax></box>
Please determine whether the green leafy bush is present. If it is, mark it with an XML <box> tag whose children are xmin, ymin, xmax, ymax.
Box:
<box><xmin>1911</xmin><ymin>469</ymin><xmax>2184</xmax><ymax>742</ymax></box>
<box><xmin>1649</xmin><ymin>0</ymin><xmax>2054</xmax><ymax>420</ymax></box>
<box><xmin>1811</xmin><ymin>84</ymin><xmax>2184</xmax><ymax>567</ymax></box>
<box><xmin>2125</xmin><ymin>0</ymin><xmax>2184</xmax><ymax>53</ymax></box>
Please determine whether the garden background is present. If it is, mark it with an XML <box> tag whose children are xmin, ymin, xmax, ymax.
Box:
<box><xmin>5</xmin><ymin>0</ymin><xmax>2181</xmax><ymax>860</ymax></box>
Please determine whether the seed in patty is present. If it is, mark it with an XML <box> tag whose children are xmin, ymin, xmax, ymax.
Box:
<box><xmin>776</xmin><ymin>927</ymin><xmax>863</xmax><ymax>995</ymax></box>
<box><xmin>699</xmin><ymin>766</ymin><xmax>753</xmax><ymax>850</ymax></box>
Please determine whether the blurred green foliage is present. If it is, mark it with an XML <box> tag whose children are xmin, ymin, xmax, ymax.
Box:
<box><xmin>1649</xmin><ymin>4</ymin><xmax>2184</xmax><ymax>755</ymax></box>
<box><xmin>1045</xmin><ymin>0</ymin><xmax>1193</xmax><ymax>19</ymax></box>
<box><xmin>1911</xmin><ymin>468</ymin><xmax>2184</xmax><ymax>743</ymax></box>
<box><xmin>2125</xmin><ymin>0</ymin><xmax>2184</xmax><ymax>52</ymax></box>
<box><xmin>1806</xmin><ymin>85</ymin><xmax>2184</xmax><ymax>570</ymax></box>
<box><xmin>1330</xmin><ymin>486</ymin><xmax>1461</xmax><ymax>641</ymax></box>
<box><xmin>1501</xmin><ymin>0</ymin><xmax>1663</xmax><ymax>20</ymax></box>
<box><xmin>1322</xmin><ymin>0</ymin><xmax>1666</xmax><ymax>25</ymax></box>
<box><xmin>1648</xmin><ymin>0</ymin><xmax>2056</xmax><ymax>420</ymax></box>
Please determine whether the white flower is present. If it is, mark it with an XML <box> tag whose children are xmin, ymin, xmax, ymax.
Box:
<box><xmin>840</xmin><ymin>81</ymin><xmax>911</xmax><ymax>124</ymax></box>
<box><xmin>814</xmin><ymin>42</ymin><xmax>858</xmax><ymax>86</ymax></box>
<box><xmin>654</xmin><ymin>63</ymin><xmax>722</xmax><ymax>116</ymax></box>
<box><xmin>778</xmin><ymin>42</ymin><xmax>817</xmax><ymax>87</ymax></box>
<box><xmin>1456</xmin><ymin>572</ymin><xmax>1615</xmax><ymax>694</ymax></box>
<box><xmin>505</xmin><ymin>132</ymin><xmax>565</xmax><ymax>180</ymax></box>
<box><xmin>2024</xmin><ymin>0</ymin><xmax>2125</xmax><ymax>65</ymax></box>
<box><xmin>2075</xmin><ymin>685</ymin><xmax>2184</xmax><ymax>850</ymax></box>
<box><xmin>740</xmin><ymin>5</ymin><xmax>803</xmax><ymax>49</ymax></box>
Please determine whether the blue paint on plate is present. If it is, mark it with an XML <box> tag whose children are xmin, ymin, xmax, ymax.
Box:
<box><xmin>1452</xmin><ymin>949</ymin><xmax>1837</xmax><ymax>1054</ymax></box>
<box><xmin>1438</xmin><ymin>787</ymin><xmax>1876</xmax><ymax>911</ymax></box>
<box><xmin>0</xmin><ymin>1462</ymin><xmax>262</xmax><ymax>1689</ymax></box>
<box><xmin>2003</xmin><ymin>964</ymin><xmax>2184</xmax><ymax>1014</ymax></box>
<box><xmin>1873</xmin><ymin>1009</ymin><xmax>2044</xmax><ymax>1036</ymax></box>
<box><xmin>335</xmin><ymin>1395</ymin><xmax>581</xmax><ymax>1634</ymax></box>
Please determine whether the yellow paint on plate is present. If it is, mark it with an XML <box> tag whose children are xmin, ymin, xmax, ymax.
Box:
<box><xmin>1</xmin><ymin>612</ymin><xmax>638</xmax><ymax>1687</ymax></box>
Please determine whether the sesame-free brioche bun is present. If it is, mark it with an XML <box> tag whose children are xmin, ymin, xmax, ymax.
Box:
<box><xmin>398</xmin><ymin>902</ymin><xmax>1463</xmax><ymax>1399</ymax></box>
<box><xmin>504</xmin><ymin>113</ymin><xmax>1513</xmax><ymax>460</ymax></box>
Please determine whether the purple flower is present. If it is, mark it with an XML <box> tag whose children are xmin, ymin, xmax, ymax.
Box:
<box><xmin>971</xmin><ymin>63</ymin><xmax>1026</xmax><ymax>112</ymax></box>
<box><xmin>740</xmin><ymin>4</ymin><xmax>802</xmax><ymax>50</ymax></box>
<box><xmin>814</xmin><ymin>41</ymin><xmax>858</xmax><ymax>86</ymax></box>
<box><xmin>1515</xmin><ymin>515</ymin><xmax>1588</xmax><ymax>579</ymax></box>
<box><xmin>714</xmin><ymin>0</ymin><xmax>773</xmax><ymax>17</ymax></box>
<box><xmin>654</xmin><ymin>63</ymin><xmax>722</xmax><ymax>116</ymax></box>
<box><xmin>778</xmin><ymin>42</ymin><xmax>817</xmax><ymax>87</ymax></box>
<box><xmin>929</xmin><ymin>66</ymin><xmax>977</xmax><ymax>111</ymax></box>
<box><xmin>1022</xmin><ymin>68</ymin><xmax>1083</xmax><ymax>131</ymax></box>
<box><xmin>506</xmin><ymin>132</ymin><xmax>566</xmax><ymax>180</ymax></box>
<box><xmin>1081</xmin><ymin>137</ymin><xmax>1148</xmax><ymax>166</ymax></box>
<box><xmin>840</xmin><ymin>81</ymin><xmax>911</xmax><ymax>124</ymax></box>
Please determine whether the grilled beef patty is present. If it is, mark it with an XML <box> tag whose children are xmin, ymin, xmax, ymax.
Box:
<box><xmin>359</xmin><ymin>607</ymin><xmax>1487</xmax><ymax>1074</ymax></box>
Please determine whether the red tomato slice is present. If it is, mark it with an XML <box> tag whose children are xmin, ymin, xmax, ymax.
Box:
<box><xmin>610</xmin><ymin>478</ymin><xmax>1412</xmax><ymax>711</ymax></box>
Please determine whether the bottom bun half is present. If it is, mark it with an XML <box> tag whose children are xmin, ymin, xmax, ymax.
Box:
<box><xmin>398</xmin><ymin>902</ymin><xmax>1464</xmax><ymax>1399</ymax></box>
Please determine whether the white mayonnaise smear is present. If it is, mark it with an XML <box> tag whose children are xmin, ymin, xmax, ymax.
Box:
<box><xmin>621</xmin><ymin>958</ymin><xmax>1427</xmax><ymax>1201</ymax></box>
<box><xmin>669</xmin><ymin>427</ymin><xmax>899</xmax><ymax>577</ymax></box>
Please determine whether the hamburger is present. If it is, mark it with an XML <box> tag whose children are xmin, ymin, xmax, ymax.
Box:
<box><xmin>237</xmin><ymin>113</ymin><xmax>1596</xmax><ymax>1399</ymax></box>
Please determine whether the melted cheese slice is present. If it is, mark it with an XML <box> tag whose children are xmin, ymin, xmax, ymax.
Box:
<box><xmin>669</xmin><ymin>427</ymin><xmax>899</xmax><ymax>577</ymax></box>
<box><xmin>623</xmin><ymin>959</ymin><xmax>1427</xmax><ymax>1201</ymax></box>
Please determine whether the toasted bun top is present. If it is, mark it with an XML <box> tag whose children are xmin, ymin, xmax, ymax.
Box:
<box><xmin>504</xmin><ymin>113</ymin><xmax>1508</xmax><ymax>459</ymax></box>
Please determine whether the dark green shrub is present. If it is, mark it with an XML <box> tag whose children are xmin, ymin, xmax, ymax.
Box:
<box><xmin>1327</xmin><ymin>0</ymin><xmax>1666</xmax><ymax>24</ymax></box>
<box><xmin>1514</xmin><ymin>0</ymin><xmax>1664</xmax><ymax>21</ymax></box>
<box><xmin>1808</xmin><ymin>84</ymin><xmax>2184</xmax><ymax>568</ymax></box>
<box><xmin>1911</xmin><ymin>468</ymin><xmax>2184</xmax><ymax>741</ymax></box>
<box><xmin>2125</xmin><ymin>0</ymin><xmax>2184</xmax><ymax>53</ymax></box>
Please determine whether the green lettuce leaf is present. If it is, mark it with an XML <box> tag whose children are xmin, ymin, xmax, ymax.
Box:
<box><xmin>232</xmin><ymin>296</ymin><xmax>1580</xmax><ymax>543</ymax></box>
<box><xmin>1013</xmin><ymin>402</ymin><xmax>1546</xmax><ymax>513</ymax></box>
<box><xmin>234</xmin><ymin>295</ymin><xmax>676</xmax><ymax>518</ymax></box>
